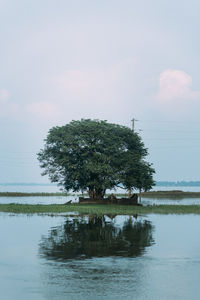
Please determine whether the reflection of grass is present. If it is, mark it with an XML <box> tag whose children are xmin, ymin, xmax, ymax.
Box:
<box><xmin>1</xmin><ymin>203</ymin><xmax>200</xmax><ymax>215</ymax></box>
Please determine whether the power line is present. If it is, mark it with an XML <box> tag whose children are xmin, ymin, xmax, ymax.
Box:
<box><xmin>139</xmin><ymin>119</ymin><xmax>200</xmax><ymax>124</ymax></box>
<box><xmin>144</xmin><ymin>138</ymin><xmax>200</xmax><ymax>140</ymax></box>
<box><xmin>140</xmin><ymin>129</ymin><xmax>200</xmax><ymax>133</ymax></box>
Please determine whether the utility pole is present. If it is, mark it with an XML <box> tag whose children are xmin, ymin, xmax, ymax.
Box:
<box><xmin>131</xmin><ymin>118</ymin><xmax>138</xmax><ymax>132</ymax></box>
<box><xmin>131</xmin><ymin>118</ymin><xmax>135</xmax><ymax>132</ymax></box>
<box><xmin>131</xmin><ymin>118</ymin><xmax>142</xmax><ymax>203</ymax></box>
<box><xmin>128</xmin><ymin>118</ymin><xmax>138</xmax><ymax>198</ymax></box>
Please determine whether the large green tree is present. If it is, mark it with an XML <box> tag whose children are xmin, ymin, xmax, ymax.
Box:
<box><xmin>37</xmin><ymin>119</ymin><xmax>155</xmax><ymax>198</ymax></box>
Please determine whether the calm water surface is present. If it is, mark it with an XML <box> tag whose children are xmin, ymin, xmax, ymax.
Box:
<box><xmin>0</xmin><ymin>213</ymin><xmax>200</xmax><ymax>299</ymax></box>
<box><xmin>0</xmin><ymin>184</ymin><xmax>200</xmax><ymax>206</ymax></box>
<box><xmin>1</xmin><ymin>195</ymin><xmax>200</xmax><ymax>205</ymax></box>
<box><xmin>1</xmin><ymin>184</ymin><xmax>200</xmax><ymax>205</ymax></box>
<box><xmin>0</xmin><ymin>184</ymin><xmax>200</xmax><ymax>193</ymax></box>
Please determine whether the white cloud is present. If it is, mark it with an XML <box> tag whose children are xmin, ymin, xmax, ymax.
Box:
<box><xmin>55</xmin><ymin>68</ymin><xmax>118</xmax><ymax>100</ymax></box>
<box><xmin>26</xmin><ymin>101</ymin><xmax>61</xmax><ymax>120</ymax></box>
<box><xmin>47</xmin><ymin>59</ymin><xmax>138</xmax><ymax>122</ymax></box>
<box><xmin>0</xmin><ymin>88</ymin><xmax>10</xmax><ymax>102</ymax></box>
<box><xmin>0</xmin><ymin>89</ymin><xmax>21</xmax><ymax>118</ymax></box>
<box><xmin>0</xmin><ymin>88</ymin><xmax>61</xmax><ymax>123</ymax></box>
<box><xmin>52</xmin><ymin>58</ymin><xmax>137</xmax><ymax>107</ymax></box>
<box><xmin>157</xmin><ymin>69</ymin><xmax>200</xmax><ymax>101</ymax></box>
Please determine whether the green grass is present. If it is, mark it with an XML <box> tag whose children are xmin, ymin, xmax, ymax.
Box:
<box><xmin>1</xmin><ymin>203</ymin><xmax>200</xmax><ymax>215</ymax></box>
<box><xmin>141</xmin><ymin>191</ymin><xmax>200</xmax><ymax>199</ymax></box>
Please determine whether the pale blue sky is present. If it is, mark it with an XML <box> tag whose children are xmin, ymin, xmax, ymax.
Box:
<box><xmin>0</xmin><ymin>0</ymin><xmax>200</xmax><ymax>182</ymax></box>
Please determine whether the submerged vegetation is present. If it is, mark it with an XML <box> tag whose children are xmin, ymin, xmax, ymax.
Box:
<box><xmin>1</xmin><ymin>203</ymin><xmax>200</xmax><ymax>215</ymax></box>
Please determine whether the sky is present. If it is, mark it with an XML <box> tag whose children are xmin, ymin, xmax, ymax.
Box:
<box><xmin>0</xmin><ymin>0</ymin><xmax>200</xmax><ymax>183</ymax></box>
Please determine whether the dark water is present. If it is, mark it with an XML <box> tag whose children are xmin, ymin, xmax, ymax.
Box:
<box><xmin>1</xmin><ymin>214</ymin><xmax>200</xmax><ymax>299</ymax></box>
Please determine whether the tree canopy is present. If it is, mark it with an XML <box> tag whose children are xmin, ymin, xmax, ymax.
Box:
<box><xmin>37</xmin><ymin>119</ymin><xmax>155</xmax><ymax>198</ymax></box>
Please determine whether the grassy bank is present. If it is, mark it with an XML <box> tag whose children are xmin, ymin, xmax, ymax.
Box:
<box><xmin>0</xmin><ymin>192</ymin><xmax>68</xmax><ymax>197</ymax></box>
<box><xmin>141</xmin><ymin>191</ymin><xmax>200</xmax><ymax>199</ymax></box>
<box><xmin>1</xmin><ymin>203</ymin><xmax>200</xmax><ymax>215</ymax></box>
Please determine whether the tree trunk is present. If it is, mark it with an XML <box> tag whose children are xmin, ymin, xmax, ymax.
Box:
<box><xmin>94</xmin><ymin>188</ymin><xmax>105</xmax><ymax>200</ymax></box>
<box><xmin>139</xmin><ymin>188</ymin><xmax>142</xmax><ymax>203</ymax></box>
<box><xmin>88</xmin><ymin>188</ymin><xmax>105</xmax><ymax>200</ymax></box>
<box><xmin>88</xmin><ymin>188</ymin><xmax>95</xmax><ymax>199</ymax></box>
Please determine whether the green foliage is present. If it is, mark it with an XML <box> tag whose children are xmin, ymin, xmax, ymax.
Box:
<box><xmin>37</xmin><ymin>119</ymin><xmax>155</xmax><ymax>197</ymax></box>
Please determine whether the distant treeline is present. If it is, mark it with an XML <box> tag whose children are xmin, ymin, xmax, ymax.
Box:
<box><xmin>156</xmin><ymin>181</ymin><xmax>200</xmax><ymax>187</ymax></box>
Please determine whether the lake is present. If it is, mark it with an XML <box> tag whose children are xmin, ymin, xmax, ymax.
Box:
<box><xmin>1</xmin><ymin>184</ymin><xmax>200</xmax><ymax>206</ymax></box>
<box><xmin>1</xmin><ymin>213</ymin><xmax>200</xmax><ymax>299</ymax></box>
<box><xmin>1</xmin><ymin>195</ymin><xmax>200</xmax><ymax>205</ymax></box>
<box><xmin>0</xmin><ymin>184</ymin><xmax>200</xmax><ymax>193</ymax></box>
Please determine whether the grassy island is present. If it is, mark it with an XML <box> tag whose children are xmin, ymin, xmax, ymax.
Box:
<box><xmin>1</xmin><ymin>203</ymin><xmax>200</xmax><ymax>215</ymax></box>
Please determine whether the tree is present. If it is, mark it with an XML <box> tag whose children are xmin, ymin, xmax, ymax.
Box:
<box><xmin>37</xmin><ymin>119</ymin><xmax>155</xmax><ymax>199</ymax></box>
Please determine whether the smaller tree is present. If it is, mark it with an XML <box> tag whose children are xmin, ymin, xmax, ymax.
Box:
<box><xmin>120</xmin><ymin>159</ymin><xmax>155</xmax><ymax>193</ymax></box>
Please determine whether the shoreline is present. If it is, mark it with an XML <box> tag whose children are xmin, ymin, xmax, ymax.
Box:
<box><xmin>0</xmin><ymin>192</ymin><xmax>69</xmax><ymax>197</ymax></box>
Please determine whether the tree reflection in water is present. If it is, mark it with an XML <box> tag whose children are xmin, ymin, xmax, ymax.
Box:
<box><xmin>39</xmin><ymin>215</ymin><xmax>154</xmax><ymax>260</ymax></box>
